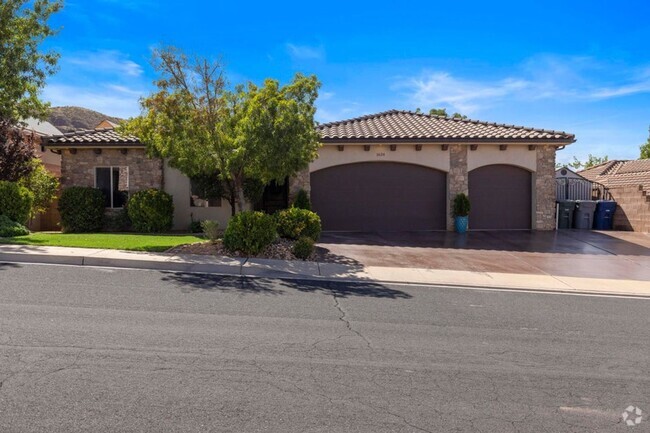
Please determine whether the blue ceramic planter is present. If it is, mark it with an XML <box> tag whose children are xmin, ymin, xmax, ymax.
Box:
<box><xmin>454</xmin><ymin>216</ymin><xmax>469</xmax><ymax>233</ymax></box>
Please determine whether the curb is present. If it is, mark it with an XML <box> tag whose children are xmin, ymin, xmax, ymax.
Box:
<box><xmin>2</xmin><ymin>250</ymin><xmax>650</xmax><ymax>299</ymax></box>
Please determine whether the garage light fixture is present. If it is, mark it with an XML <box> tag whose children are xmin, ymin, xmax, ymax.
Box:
<box><xmin>337</xmin><ymin>145</ymin><xmax>344</xmax><ymax>151</ymax></box>
<box><xmin>364</xmin><ymin>145</ymin><xmax>370</xmax><ymax>151</ymax></box>
<box><xmin>390</xmin><ymin>144</ymin><xmax>397</xmax><ymax>151</ymax></box>
<box><xmin>415</xmin><ymin>144</ymin><xmax>422</xmax><ymax>151</ymax></box>
<box><xmin>499</xmin><ymin>145</ymin><xmax>508</xmax><ymax>151</ymax></box>
<box><xmin>470</xmin><ymin>144</ymin><xmax>478</xmax><ymax>151</ymax></box>
<box><xmin>528</xmin><ymin>145</ymin><xmax>537</xmax><ymax>151</ymax></box>
<box><xmin>441</xmin><ymin>144</ymin><xmax>449</xmax><ymax>151</ymax></box>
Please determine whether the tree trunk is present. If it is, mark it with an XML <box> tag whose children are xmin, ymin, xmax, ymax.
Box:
<box><xmin>235</xmin><ymin>177</ymin><xmax>246</xmax><ymax>213</ymax></box>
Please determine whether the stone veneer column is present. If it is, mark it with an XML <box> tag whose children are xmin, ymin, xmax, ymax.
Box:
<box><xmin>288</xmin><ymin>167</ymin><xmax>311</xmax><ymax>203</ymax></box>
<box><xmin>447</xmin><ymin>144</ymin><xmax>468</xmax><ymax>230</ymax></box>
<box><xmin>535</xmin><ymin>145</ymin><xmax>557</xmax><ymax>230</ymax></box>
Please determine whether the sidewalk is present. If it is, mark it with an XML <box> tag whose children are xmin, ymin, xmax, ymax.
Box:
<box><xmin>1</xmin><ymin>244</ymin><xmax>650</xmax><ymax>298</ymax></box>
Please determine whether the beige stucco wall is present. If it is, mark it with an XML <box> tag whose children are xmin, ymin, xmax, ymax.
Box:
<box><xmin>310</xmin><ymin>144</ymin><xmax>450</xmax><ymax>173</ymax></box>
<box><xmin>467</xmin><ymin>145</ymin><xmax>537</xmax><ymax>172</ymax></box>
<box><xmin>163</xmin><ymin>161</ymin><xmax>251</xmax><ymax>231</ymax></box>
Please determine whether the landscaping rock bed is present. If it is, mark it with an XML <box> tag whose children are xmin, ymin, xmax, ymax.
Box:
<box><xmin>166</xmin><ymin>238</ymin><xmax>354</xmax><ymax>264</ymax></box>
<box><xmin>167</xmin><ymin>238</ymin><xmax>316</xmax><ymax>261</ymax></box>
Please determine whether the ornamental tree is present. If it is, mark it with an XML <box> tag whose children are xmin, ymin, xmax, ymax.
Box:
<box><xmin>0</xmin><ymin>120</ymin><xmax>37</xmax><ymax>181</ymax></box>
<box><xmin>0</xmin><ymin>0</ymin><xmax>62</xmax><ymax>122</ymax></box>
<box><xmin>125</xmin><ymin>47</ymin><xmax>321</xmax><ymax>215</ymax></box>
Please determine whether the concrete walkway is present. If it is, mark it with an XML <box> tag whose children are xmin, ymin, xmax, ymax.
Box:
<box><xmin>1</xmin><ymin>244</ymin><xmax>649</xmax><ymax>298</ymax></box>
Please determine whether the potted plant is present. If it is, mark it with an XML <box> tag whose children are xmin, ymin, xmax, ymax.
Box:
<box><xmin>453</xmin><ymin>193</ymin><xmax>470</xmax><ymax>233</ymax></box>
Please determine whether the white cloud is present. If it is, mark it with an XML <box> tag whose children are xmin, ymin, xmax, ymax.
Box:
<box><xmin>67</xmin><ymin>50</ymin><xmax>144</xmax><ymax>77</ymax></box>
<box><xmin>397</xmin><ymin>72</ymin><xmax>529</xmax><ymax>113</ymax></box>
<box><xmin>43</xmin><ymin>84</ymin><xmax>144</xmax><ymax>119</ymax></box>
<box><xmin>286</xmin><ymin>43</ymin><xmax>324</xmax><ymax>60</ymax></box>
<box><xmin>396</xmin><ymin>56</ymin><xmax>650</xmax><ymax>113</ymax></box>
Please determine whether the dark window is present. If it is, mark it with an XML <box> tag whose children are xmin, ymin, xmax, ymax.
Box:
<box><xmin>95</xmin><ymin>167</ymin><xmax>129</xmax><ymax>208</ymax></box>
<box><xmin>96</xmin><ymin>168</ymin><xmax>112</xmax><ymax>208</ymax></box>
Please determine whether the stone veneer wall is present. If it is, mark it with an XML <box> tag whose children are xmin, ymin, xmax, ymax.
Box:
<box><xmin>447</xmin><ymin>145</ymin><xmax>468</xmax><ymax>230</ymax></box>
<box><xmin>535</xmin><ymin>145</ymin><xmax>557</xmax><ymax>230</ymax></box>
<box><xmin>288</xmin><ymin>167</ymin><xmax>311</xmax><ymax>203</ymax></box>
<box><xmin>60</xmin><ymin>148</ymin><xmax>163</xmax><ymax>191</ymax></box>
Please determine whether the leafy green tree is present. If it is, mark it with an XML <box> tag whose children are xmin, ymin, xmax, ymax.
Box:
<box><xmin>0</xmin><ymin>0</ymin><xmax>62</xmax><ymax>122</ymax></box>
<box><xmin>19</xmin><ymin>158</ymin><xmax>59</xmax><ymax>219</ymax></box>
<box><xmin>428</xmin><ymin>108</ymin><xmax>467</xmax><ymax>119</ymax></box>
<box><xmin>564</xmin><ymin>154</ymin><xmax>609</xmax><ymax>170</ymax></box>
<box><xmin>125</xmin><ymin>47</ymin><xmax>321</xmax><ymax>216</ymax></box>
<box><xmin>640</xmin><ymin>127</ymin><xmax>650</xmax><ymax>159</ymax></box>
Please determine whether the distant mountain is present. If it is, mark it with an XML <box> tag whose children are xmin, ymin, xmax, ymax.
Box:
<box><xmin>48</xmin><ymin>106</ymin><xmax>123</xmax><ymax>133</ymax></box>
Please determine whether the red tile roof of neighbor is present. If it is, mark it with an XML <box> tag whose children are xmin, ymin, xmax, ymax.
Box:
<box><xmin>44</xmin><ymin>128</ymin><xmax>142</xmax><ymax>147</ymax></box>
<box><xmin>579</xmin><ymin>159</ymin><xmax>650</xmax><ymax>189</ymax></box>
<box><xmin>317</xmin><ymin>110</ymin><xmax>575</xmax><ymax>143</ymax></box>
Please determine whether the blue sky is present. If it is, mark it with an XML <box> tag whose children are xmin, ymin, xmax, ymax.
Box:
<box><xmin>42</xmin><ymin>0</ymin><xmax>650</xmax><ymax>164</ymax></box>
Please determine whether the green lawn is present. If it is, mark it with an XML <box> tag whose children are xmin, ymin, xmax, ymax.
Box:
<box><xmin>0</xmin><ymin>232</ymin><xmax>206</xmax><ymax>252</ymax></box>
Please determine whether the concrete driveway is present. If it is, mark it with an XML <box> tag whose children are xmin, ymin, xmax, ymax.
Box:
<box><xmin>317</xmin><ymin>230</ymin><xmax>650</xmax><ymax>281</ymax></box>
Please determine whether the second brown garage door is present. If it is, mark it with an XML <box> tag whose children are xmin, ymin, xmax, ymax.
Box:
<box><xmin>311</xmin><ymin>162</ymin><xmax>447</xmax><ymax>231</ymax></box>
<box><xmin>468</xmin><ymin>164</ymin><xmax>532</xmax><ymax>230</ymax></box>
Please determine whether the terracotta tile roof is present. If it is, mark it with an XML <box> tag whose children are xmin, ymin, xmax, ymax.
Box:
<box><xmin>44</xmin><ymin>128</ymin><xmax>142</xmax><ymax>147</ymax></box>
<box><xmin>317</xmin><ymin>110</ymin><xmax>575</xmax><ymax>143</ymax></box>
<box><xmin>579</xmin><ymin>160</ymin><xmax>650</xmax><ymax>189</ymax></box>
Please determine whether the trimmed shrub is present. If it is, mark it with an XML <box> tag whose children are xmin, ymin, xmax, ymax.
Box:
<box><xmin>0</xmin><ymin>215</ymin><xmax>29</xmax><ymax>237</ymax></box>
<box><xmin>452</xmin><ymin>193</ymin><xmax>471</xmax><ymax>217</ymax></box>
<box><xmin>58</xmin><ymin>187</ymin><xmax>105</xmax><ymax>232</ymax></box>
<box><xmin>104</xmin><ymin>208</ymin><xmax>131</xmax><ymax>232</ymax></box>
<box><xmin>276</xmin><ymin>207</ymin><xmax>321</xmax><ymax>241</ymax></box>
<box><xmin>0</xmin><ymin>180</ymin><xmax>34</xmax><ymax>225</ymax></box>
<box><xmin>292</xmin><ymin>189</ymin><xmax>311</xmax><ymax>210</ymax></box>
<box><xmin>127</xmin><ymin>189</ymin><xmax>174</xmax><ymax>233</ymax></box>
<box><xmin>292</xmin><ymin>236</ymin><xmax>314</xmax><ymax>260</ymax></box>
<box><xmin>201</xmin><ymin>220</ymin><xmax>220</xmax><ymax>243</ymax></box>
<box><xmin>223</xmin><ymin>211</ymin><xmax>277</xmax><ymax>255</ymax></box>
<box><xmin>189</xmin><ymin>219</ymin><xmax>203</xmax><ymax>233</ymax></box>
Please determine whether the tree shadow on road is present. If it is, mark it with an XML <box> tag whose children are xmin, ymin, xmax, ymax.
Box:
<box><xmin>0</xmin><ymin>262</ymin><xmax>22</xmax><ymax>271</ymax></box>
<box><xmin>159</xmin><ymin>272</ymin><xmax>412</xmax><ymax>300</ymax></box>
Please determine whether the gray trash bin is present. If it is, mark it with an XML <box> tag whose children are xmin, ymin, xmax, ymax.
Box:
<box><xmin>573</xmin><ymin>200</ymin><xmax>597</xmax><ymax>229</ymax></box>
<box><xmin>557</xmin><ymin>200</ymin><xmax>576</xmax><ymax>229</ymax></box>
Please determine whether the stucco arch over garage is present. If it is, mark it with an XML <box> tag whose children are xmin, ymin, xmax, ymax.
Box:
<box><xmin>310</xmin><ymin>144</ymin><xmax>450</xmax><ymax>173</ymax></box>
<box><xmin>467</xmin><ymin>144</ymin><xmax>537</xmax><ymax>172</ymax></box>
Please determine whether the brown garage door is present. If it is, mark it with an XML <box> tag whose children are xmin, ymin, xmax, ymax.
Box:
<box><xmin>311</xmin><ymin>162</ymin><xmax>447</xmax><ymax>231</ymax></box>
<box><xmin>468</xmin><ymin>164</ymin><xmax>532</xmax><ymax>230</ymax></box>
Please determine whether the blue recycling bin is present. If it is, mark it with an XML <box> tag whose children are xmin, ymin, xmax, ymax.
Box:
<box><xmin>573</xmin><ymin>200</ymin><xmax>598</xmax><ymax>229</ymax></box>
<box><xmin>593</xmin><ymin>201</ymin><xmax>617</xmax><ymax>230</ymax></box>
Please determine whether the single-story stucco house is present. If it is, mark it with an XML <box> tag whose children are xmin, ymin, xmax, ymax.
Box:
<box><xmin>43</xmin><ymin>110</ymin><xmax>574</xmax><ymax>232</ymax></box>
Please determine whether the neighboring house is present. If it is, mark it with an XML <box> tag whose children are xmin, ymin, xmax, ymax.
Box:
<box><xmin>23</xmin><ymin>118</ymin><xmax>62</xmax><ymax>176</ymax></box>
<box><xmin>22</xmin><ymin>118</ymin><xmax>63</xmax><ymax>231</ymax></box>
<box><xmin>95</xmin><ymin>119</ymin><xmax>120</xmax><ymax>129</ymax></box>
<box><xmin>579</xmin><ymin>160</ymin><xmax>650</xmax><ymax>232</ymax></box>
<box><xmin>44</xmin><ymin>110</ymin><xmax>574</xmax><ymax>232</ymax></box>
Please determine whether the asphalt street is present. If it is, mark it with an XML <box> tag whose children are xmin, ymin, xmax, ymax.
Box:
<box><xmin>0</xmin><ymin>262</ymin><xmax>649</xmax><ymax>432</ymax></box>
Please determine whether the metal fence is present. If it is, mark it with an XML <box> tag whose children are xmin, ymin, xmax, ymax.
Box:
<box><xmin>556</xmin><ymin>178</ymin><xmax>612</xmax><ymax>201</ymax></box>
